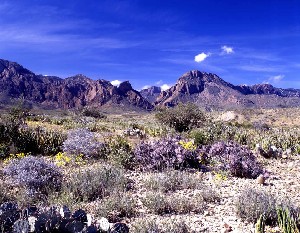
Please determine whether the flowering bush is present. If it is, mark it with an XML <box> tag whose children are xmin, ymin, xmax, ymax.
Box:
<box><xmin>134</xmin><ymin>137</ymin><xmax>207</xmax><ymax>171</ymax></box>
<box><xmin>208</xmin><ymin>141</ymin><xmax>263</xmax><ymax>178</ymax></box>
<box><xmin>4</xmin><ymin>156</ymin><xmax>63</xmax><ymax>196</ymax></box>
<box><xmin>62</xmin><ymin>128</ymin><xmax>105</xmax><ymax>158</ymax></box>
<box><xmin>179</xmin><ymin>140</ymin><xmax>197</xmax><ymax>150</ymax></box>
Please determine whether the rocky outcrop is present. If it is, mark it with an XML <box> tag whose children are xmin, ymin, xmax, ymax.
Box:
<box><xmin>0</xmin><ymin>59</ymin><xmax>153</xmax><ymax>110</ymax></box>
<box><xmin>140</xmin><ymin>86</ymin><xmax>161</xmax><ymax>103</ymax></box>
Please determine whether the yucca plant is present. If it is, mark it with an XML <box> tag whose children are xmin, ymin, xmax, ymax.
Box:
<box><xmin>277</xmin><ymin>207</ymin><xmax>299</xmax><ymax>233</ymax></box>
<box><xmin>255</xmin><ymin>214</ymin><xmax>266</xmax><ymax>233</ymax></box>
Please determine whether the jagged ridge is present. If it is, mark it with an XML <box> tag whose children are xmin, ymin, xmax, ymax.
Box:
<box><xmin>0</xmin><ymin>59</ymin><xmax>153</xmax><ymax>110</ymax></box>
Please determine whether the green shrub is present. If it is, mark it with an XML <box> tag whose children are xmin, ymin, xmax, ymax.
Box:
<box><xmin>131</xmin><ymin>219</ymin><xmax>160</xmax><ymax>233</ymax></box>
<box><xmin>155</xmin><ymin>103</ymin><xmax>206</xmax><ymax>132</ymax></box>
<box><xmin>0</xmin><ymin>143</ymin><xmax>9</xmax><ymax>158</ymax></box>
<box><xmin>107</xmin><ymin>136</ymin><xmax>135</xmax><ymax>169</ymax></box>
<box><xmin>236</xmin><ymin>188</ymin><xmax>277</xmax><ymax>224</ymax></box>
<box><xmin>16</xmin><ymin>127</ymin><xmax>66</xmax><ymax>155</ymax></box>
<box><xmin>143</xmin><ymin>170</ymin><xmax>203</xmax><ymax>192</ymax></box>
<box><xmin>81</xmin><ymin>107</ymin><xmax>106</xmax><ymax>119</ymax></box>
<box><xmin>141</xmin><ymin>192</ymin><xmax>171</xmax><ymax>215</ymax></box>
<box><xmin>192</xmin><ymin>130</ymin><xmax>213</xmax><ymax>145</ymax></box>
<box><xmin>131</xmin><ymin>218</ymin><xmax>192</xmax><ymax>233</ymax></box>
<box><xmin>64</xmin><ymin>164</ymin><xmax>129</xmax><ymax>202</ymax></box>
<box><xmin>142</xmin><ymin>192</ymin><xmax>205</xmax><ymax>215</ymax></box>
<box><xmin>95</xmin><ymin>192</ymin><xmax>137</xmax><ymax>222</ymax></box>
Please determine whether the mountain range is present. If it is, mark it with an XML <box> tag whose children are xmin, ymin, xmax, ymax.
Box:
<box><xmin>1</xmin><ymin>58</ymin><xmax>300</xmax><ymax>111</ymax></box>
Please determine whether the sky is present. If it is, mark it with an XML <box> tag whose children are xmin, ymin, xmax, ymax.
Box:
<box><xmin>0</xmin><ymin>0</ymin><xmax>300</xmax><ymax>90</ymax></box>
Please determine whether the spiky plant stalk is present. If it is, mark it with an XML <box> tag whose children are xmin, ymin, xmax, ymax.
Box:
<box><xmin>277</xmin><ymin>207</ymin><xmax>300</xmax><ymax>233</ymax></box>
<box><xmin>255</xmin><ymin>214</ymin><xmax>266</xmax><ymax>233</ymax></box>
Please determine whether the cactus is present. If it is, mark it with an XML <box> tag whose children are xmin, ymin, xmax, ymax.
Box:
<box><xmin>277</xmin><ymin>207</ymin><xmax>300</xmax><ymax>233</ymax></box>
<box><xmin>255</xmin><ymin>214</ymin><xmax>266</xmax><ymax>233</ymax></box>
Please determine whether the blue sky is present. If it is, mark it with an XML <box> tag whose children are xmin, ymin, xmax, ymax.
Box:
<box><xmin>0</xmin><ymin>0</ymin><xmax>299</xmax><ymax>90</ymax></box>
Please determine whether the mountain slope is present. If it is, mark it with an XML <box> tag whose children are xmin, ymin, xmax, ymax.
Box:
<box><xmin>0</xmin><ymin>59</ymin><xmax>153</xmax><ymax>110</ymax></box>
<box><xmin>154</xmin><ymin>70</ymin><xmax>300</xmax><ymax>109</ymax></box>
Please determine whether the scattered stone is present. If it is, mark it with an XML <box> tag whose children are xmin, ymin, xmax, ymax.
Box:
<box><xmin>282</xmin><ymin>148</ymin><xmax>292</xmax><ymax>159</ymax></box>
<box><xmin>28</xmin><ymin>216</ymin><xmax>37</xmax><ymax>233</ymax></box>
<box><xmin>257</xmin><ymin>174</ymin><xmax>265</xmax><ymax>185</ymax></box>
<box><xmin>97</xmin><ymin>217</ymin><xmax>110</xmax><ymax>232</ymax></box>
<box><xmin>86</xmin><ymin>214</ymin><xmax>92</xmax><ymax>226</ymax></box>
<box><xmin>222</xmin><ymin>222</ymin><xmax>233</xmax><ymax>233</ymax></box>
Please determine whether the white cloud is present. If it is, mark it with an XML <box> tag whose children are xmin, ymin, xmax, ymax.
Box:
<box><xmin>111</xmin><ymin>80</ymin><xmax>122</xmax><ymax>86</ymax></box>
<box><xmin>161</xmin><ymin>84</ymin><xmax>171</xmax><ymax>91</ymax></box>
<box><xmin>221</xmin><ymin>45</ymin><xmax>234</xmax><ymax>54</ymax></box>
<box><xmin>269</xmin><ymin>75</ymin><xmax>284</xmax><ymax>83</ymax></box>
<box><xmin>155</xmin><ymin>80</ymin><xmax>163</xmax><ymax>85</ymax></box>
<box><xmin>142</xmin><ymin>85</ymin><xmax>151</xmax><ymax>90</ymax></box>
<box><xmin>194</xmin><ymin>52</ymin><xmax>210</xmax><ymax>63</ymax></box>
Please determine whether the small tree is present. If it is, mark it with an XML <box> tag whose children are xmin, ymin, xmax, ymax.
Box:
<box><xmin>155</xmin><ymin>103</ymin><xmax>206</xmax><ymax>132</ymax></box>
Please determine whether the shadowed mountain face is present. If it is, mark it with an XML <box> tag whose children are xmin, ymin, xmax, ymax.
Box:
<box><xmin>140</xmin><ymin>86</ymin><xmax>161</xmax><ymax>103</ymax></box>
<box><xmin>0</xmin><ymin>59</ymin><xmax>153</xmax><ymax>110</ymax></box>
<box><xmin>1</xmin><ymin>59</ymin><xmax>300</xmax><ymax>110</ymax></box>
<box><xmin>153</xmin><ymin>70</ymin><xmax>300</xmax><ymax>109</ymax></box>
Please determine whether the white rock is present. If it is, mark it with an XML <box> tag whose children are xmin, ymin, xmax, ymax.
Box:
<box><xmin>86</xmin><ymin>214</ymin><xmax>92</xmax><ymax>226</ymax></box>
<box><xmin>97</xmin><ymin>217</ymin><xmax>110</xmax><ymax>231</ymax></box>
<box><xmin>270</xmin><ymin>145</ymin><xmax>277</xmax><ymax>151</ymax></box>
<box><xmin>28</xmin><ymin>216</ymin><xmax>37</xmax><ymax>233</ymax></box>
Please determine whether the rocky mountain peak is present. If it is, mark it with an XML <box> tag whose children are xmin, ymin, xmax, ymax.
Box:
<box><xmin>118</xmin><ymin>81</ymin><xmax>133</xmax><ymax>94</ymax></box>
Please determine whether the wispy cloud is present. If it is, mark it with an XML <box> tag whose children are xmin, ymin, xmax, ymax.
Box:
<box><xmin>111</xmin><ymin>80</ymin><xmax>122</xmax><ymax>86</ymax></box>
<box><xmin>155</xmin><ymin>80</ymin><xmax>163</xmax><ymax>85</ymax></box>
<box><xmin>238</xmin><ymin>65</ymin><xmax>279</xmax><ymax>72</ymax></box>
<box><xmin>0</xmin><ymin>25</ymin><xmax>133</xmax><ymax>50</ymax></box>
<box><xmin>221</xmin><ymin>45</ymin><xmax>234</xmax><ymax>54</ymax></box>
<box><xmin>267</xmin><ymin>74</ymin><xmax>285</xmax><ymax>83</ymax></box>
<box><xmin>194</xmin><ymin>52</ymin><xmax>210</xmax><ymax>63</ymax></box>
